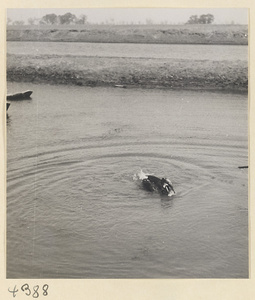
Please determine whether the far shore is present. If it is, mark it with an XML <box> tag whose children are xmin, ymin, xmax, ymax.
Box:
<box><xmin>7</xmin><ymin>24</ymin><xmax>248</xmax><ymax>45</ymax></box>
<box><xmin>6</xmin><ymin>24</ymin><xmax>248</xmax><ymax>93</ymax></box>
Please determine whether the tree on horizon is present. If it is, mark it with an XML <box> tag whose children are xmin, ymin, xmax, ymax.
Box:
<box><xmin>186</xmin><ymin>14</ymin><xmax>214</xmax><ymax>24</ymax></box>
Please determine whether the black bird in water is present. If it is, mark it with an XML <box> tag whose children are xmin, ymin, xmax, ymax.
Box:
<box><xmin>136</xmin><ymin>170</ymin><xmax>175</xmax><ymax>196</ymax></box>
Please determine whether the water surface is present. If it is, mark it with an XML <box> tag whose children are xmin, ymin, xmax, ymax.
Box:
<box><xmin>6</xmin><ymin>82</ymin><xmax>248</xmax><ymax>278</ymax></box>
<box><xmin>7</xmin><ymin>41</ymin><xmax>248</xmax><ymax>61</ymax></box>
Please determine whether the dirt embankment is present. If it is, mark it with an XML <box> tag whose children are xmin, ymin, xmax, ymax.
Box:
<box><xmin>7</xmin><ymin>54</ymin><xmax>248</xmax><ymax>92</ymax></box>
<box><xmin>7</xmin><ymin>24</ymin><xmax>248</xmax><ymax>45</ymax></box>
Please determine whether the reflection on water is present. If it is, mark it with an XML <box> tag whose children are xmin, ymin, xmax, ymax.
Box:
<box><xmin>6</xmin><ymin>82</ymin><xmax>248</xmax><ymax>278</ymax></box>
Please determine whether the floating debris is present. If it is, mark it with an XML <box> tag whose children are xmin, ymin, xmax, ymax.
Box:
<box><xmin>7</xmin><ymin>90</ymin><xmax>33</xmax><ymax>100</ymax></box>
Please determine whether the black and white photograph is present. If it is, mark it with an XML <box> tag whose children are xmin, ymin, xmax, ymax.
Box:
<box><xmin>5</xmin><ymin>6</ymin><xmax>249</xmax><ymax>283</ymax></box>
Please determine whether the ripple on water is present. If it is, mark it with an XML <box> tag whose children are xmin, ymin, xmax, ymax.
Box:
<box><xmin>7</xmin><ymin>83</ymin><xmax>248</xmax><ymax>278</ymax></box>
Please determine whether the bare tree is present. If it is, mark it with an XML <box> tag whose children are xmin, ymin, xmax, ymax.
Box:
<box><xmin>75</xmin><ymin>14</ymin><xmax>87</xmax><ymax>24</ymax></box>
<box><xmin>28</xmin><ymin>18</ymin><xmax>37</xmax><ymax>25</ymax></box>
<box><xmin>186</xmin><ymin>14</ymin><xmax>214</xmax><ymax>24</ymax></box>
<box><xmin>186</xmin><ymin>15</ymin><xmax>199</xmax><ymax>24</ymax></box>
<box><xmin>12</xmin><ymin>20</ymin><xmax>25</xmax><ymax>26</ymax></box>
<box><xmin>41</xmin><ymin>14</ymin><xmax>58</xmax><ymax>25</ymax></box>
<box><xmin>58</xmin><ymin>13</ymin><xmax>77</xmax><ymax>25</ymax></box>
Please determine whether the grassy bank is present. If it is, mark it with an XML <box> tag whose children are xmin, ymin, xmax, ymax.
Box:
<box><xmin>7</xmin><ymin>24</ymin><xmax>248</xmax><ymax>45</ymax></box>
<box><xmin>7</xmin><ymin>54</ymin><xmax>248</xmax><ymax>92</ymax></box>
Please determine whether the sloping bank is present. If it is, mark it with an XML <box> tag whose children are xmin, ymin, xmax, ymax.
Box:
<box><xmin>7</xmin><ymin>53</ymin><xmax>248</xmax><ymax>92</ymax></box>
<box><xmin>7</xmin><ymin>24</ymin><xmax>248</xmax><ymax>45</ymax></box>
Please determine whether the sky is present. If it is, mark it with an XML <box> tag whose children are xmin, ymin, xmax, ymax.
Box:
<box><xmin>7</xmin><ymin>8</ymin><xmax>248</xmax><ymax>25</ymax></box>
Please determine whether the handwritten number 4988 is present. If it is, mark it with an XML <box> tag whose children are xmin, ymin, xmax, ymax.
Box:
<box><xmin>8</xmin><ymin>284</ymin><xmax>49</xmax><ymax>298</ymax></box>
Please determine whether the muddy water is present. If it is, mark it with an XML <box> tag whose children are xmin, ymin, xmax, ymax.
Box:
<box><xmin>6</xmin><ymin>82</ymin><xmax>248</xmax><ymax>278</ymax></box>
<box><xmin>7</xmin><ymin>41</ymin><xmax>248</xmax><ymax>61</ymax></box>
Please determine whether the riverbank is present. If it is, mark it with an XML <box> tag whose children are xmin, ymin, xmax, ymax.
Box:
<box><xmin>7</xmin><ymin>53</ymin><xmax>248</xmax><ymax>92</ymax></box>
<box><xmin>7</xmin><ymin>24</ymin><xmax>248</xmax><ymax>45</ymax></box>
